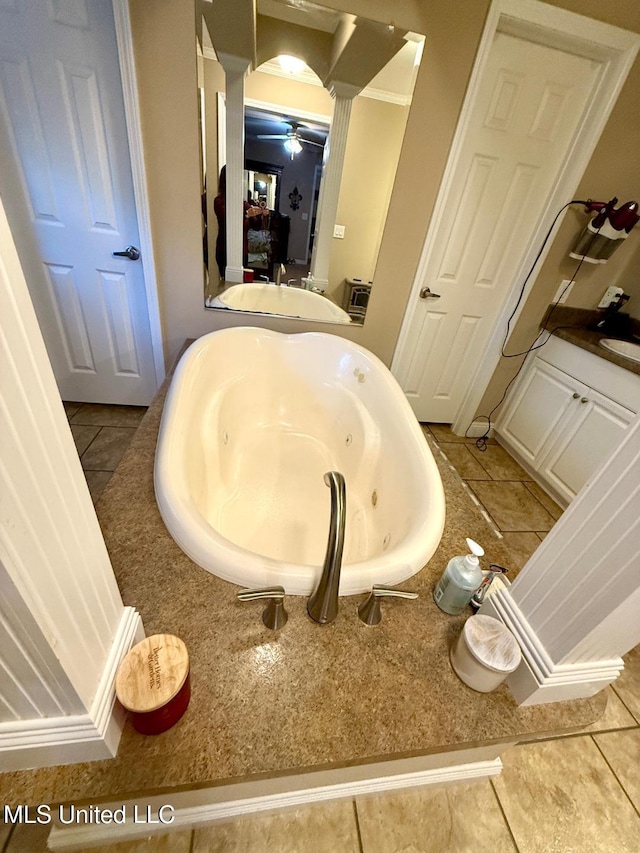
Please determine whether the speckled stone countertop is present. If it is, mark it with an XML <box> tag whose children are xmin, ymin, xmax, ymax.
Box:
<box><xmin>0</xmin><ymin>345</ymin><xmax>606</xmax><ymax>807</ymax></box>
<box><xmin>543</xmin><ymin>306</ymin><xmax>640</xmax><ymax>377</ymax></box>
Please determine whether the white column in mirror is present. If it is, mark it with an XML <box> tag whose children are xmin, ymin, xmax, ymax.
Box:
<box><xmin>480</xmin><ymin>415</ymin><xmax>640</xmax><ymax>705</ymax></box>
<box><xmin>308</xmin><ymin>85</ymin><xmax>358</xmax><ymax>291</ymax></box>
<box><xmin>218</xmin><ymin>53</ymin><xmax>251</xmax><ymax>283</ymax></box>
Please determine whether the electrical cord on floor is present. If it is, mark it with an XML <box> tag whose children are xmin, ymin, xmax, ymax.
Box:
<box><xmin>468</xmin><ymin>200</ymin><xmax>602</xmax><ymax>450</ymax></box>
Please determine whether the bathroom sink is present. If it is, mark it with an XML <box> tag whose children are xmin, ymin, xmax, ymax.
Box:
<box><xmin>599</xmin><ymin>338</ymin><xmax>640</xmax><ymax>363</ymax></box>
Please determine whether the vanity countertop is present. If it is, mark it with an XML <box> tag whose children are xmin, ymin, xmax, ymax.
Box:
<box><xmin>543</xmin><ymin>306</ymin><xmax>640</xmax><ymax>378</ymax></box>
<box><xmin>552</xmin><ymin>326</ymin><xmax>640</xmax><ymax>377</ymax></box>
<box><xmin>0</xmin><ymin>348</ymin><xmax>606</xmax><ymax>807</ymax></box>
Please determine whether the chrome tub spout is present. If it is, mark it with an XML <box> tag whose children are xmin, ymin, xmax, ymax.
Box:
<box><xmin>307</xmin><ymin>471</ymin><xmax>346</xmax><ymax>624</ymax></box>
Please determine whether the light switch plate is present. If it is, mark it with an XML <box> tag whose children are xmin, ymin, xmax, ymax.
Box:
<box><xmin>333</xmin><ymin>224</ymin><xmax>345</xmax><ymax>239</ymax></box>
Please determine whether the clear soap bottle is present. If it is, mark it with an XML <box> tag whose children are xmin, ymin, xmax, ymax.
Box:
<box><xmin>433</xmin><ymin>538</ymin><xmax>485</xmax><ymax>615</ymax></box>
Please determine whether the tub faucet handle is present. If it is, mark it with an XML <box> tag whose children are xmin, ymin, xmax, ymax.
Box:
<box><xmin>237</xmin><ymin>586</ymin><xmax>288</xmax><ymax>630</ymax></box>
<box><xmin>357</xmin><ymin>584</ymin><xmax>418</xmax><ymax>626</ymax></box>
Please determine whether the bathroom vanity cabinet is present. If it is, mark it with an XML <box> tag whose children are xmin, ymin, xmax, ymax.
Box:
<box><xmin>496</xmin><ymin>336</ymin><xmax>640</xmax><ymax>506</ymax></box>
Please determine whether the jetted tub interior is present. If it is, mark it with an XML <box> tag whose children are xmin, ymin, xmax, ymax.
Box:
<box><xmin>155</xmin><ymin>329</ymin><xmax>445</xmax><ymax>595</ymax></box>
<box><xmin>209</xmin><ymin>282</ymin><xmax>352</xmax><ymax>323</ymax></box>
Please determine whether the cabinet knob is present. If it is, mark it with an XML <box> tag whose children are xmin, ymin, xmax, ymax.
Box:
<box><xmin>580</xmin><ymin>397</ymin><xmax>589</xmax><ymax>404</ymax></box>
<box><xmin>572</xmin><ymin>392</ymin><xmax>580</xmax><ymax>399</ymax></box>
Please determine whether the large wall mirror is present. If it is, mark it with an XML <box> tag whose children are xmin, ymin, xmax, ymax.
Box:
<box><xmin>198</xmin><ymin>0</ymin><xmax>424</xmax><ymax>325</ymax></box>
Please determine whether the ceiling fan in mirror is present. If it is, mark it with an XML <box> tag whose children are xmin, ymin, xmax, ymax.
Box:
<box><xmin>257</xmin><ymin>120</ymin><xmax>325</xmax><ymax>158</ymax></box>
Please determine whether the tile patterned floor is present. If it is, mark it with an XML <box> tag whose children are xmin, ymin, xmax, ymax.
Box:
<box><xmin>424</xmin><ymin>424</ymin><xmax>564</xmax><ymax>575</ymax></box>
<box><xmin>3</xmin><ymin>413</ymin><xmax>638</xmax><ymax>852</ymax></box>
<box><xmin>64</xmin><ymin>402</ymin><xmax>147</xmax><ymax>504</ymax></box>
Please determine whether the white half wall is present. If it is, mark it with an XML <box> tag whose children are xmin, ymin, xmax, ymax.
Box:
<box><xmin>0</xmin><ymin>196</ymin><xmax>143</xmax><ymax>770</ymax></box>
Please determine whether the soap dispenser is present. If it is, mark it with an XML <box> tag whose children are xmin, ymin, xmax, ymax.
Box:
<box><xmin>433</xmin><ymin>539</ymin><xmax>484</xmax><ymax>615</ymax></box>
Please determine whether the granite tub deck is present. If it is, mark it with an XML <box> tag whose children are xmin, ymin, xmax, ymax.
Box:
<box><xmin>0</xmin><ymin>357</ymin><xmax>606</xmax><ymax>808</ymax></box>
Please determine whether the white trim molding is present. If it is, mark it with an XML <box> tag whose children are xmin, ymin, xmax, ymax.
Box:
<box><xmin>48</xmin><ymin>747</ymin><xmax>505</xmax><ymax>849</ymax></box>
<box><xmin>482</xmin><ymin>593</ymin><xmax>624</xmax><ymax>705</ymax></box>
<box><xmin>481</xmin><ymin>414</ymin><xmax>640</xmax><ymax>705</ymax></box>
<box><xmin>112</xmin><ymin>0</ymin><xmax>166</xmax><ymax>388</ymax></box>
<box><xmin>0</xmin><ymin>196</ymin><xmax>144</xmax><ymax>770</ymax></box>
<box><xmin>0</xmin><ymin>608</ymin><xmax>143</xmax><ymax>772</ymax></box>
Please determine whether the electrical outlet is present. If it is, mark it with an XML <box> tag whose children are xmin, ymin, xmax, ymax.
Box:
<box><xmin>598</xmin><ymin>285</ymin><xmax>624</xmax><ymax>309</ymax></box>
<box><xmin>333</xmin><ymin>224</ymin><xmax>345</xmax><ymax>239</ymax></box>
<box><xmin>553</xmin><ymin>279</ymin><xmax>574</xmax><ymax>304</ymax></box>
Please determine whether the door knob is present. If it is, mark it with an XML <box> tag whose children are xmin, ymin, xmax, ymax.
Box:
<box><xmin>420</xmin><ymin>287</ymin><xmax>441</xmax><ymax>299</ymax></box>
<box><xmin>113</xmin><ymin>245</ymin><xmax>140</xmax><ymax>261</ymax></box>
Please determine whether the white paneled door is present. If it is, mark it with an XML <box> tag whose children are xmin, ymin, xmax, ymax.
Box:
<box><xmin>0</xmin><ymin>0</ymin><xmax>158</xmax><ymax>405</ymax></box>
<box><xmin>393</xmin><ymin>29</ymin><xmax>603</xmax><ymax>423</ymax></box>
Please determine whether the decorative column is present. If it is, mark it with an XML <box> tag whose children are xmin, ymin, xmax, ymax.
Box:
<box><xmin>307</xmin><ymin>84</ymin><xmax>358</xmax><ymax>291</ymax></box>
<box><xmin>218</xmin><ymin>53</ymin><xmax>251</xmax><ymax>283</ymax></box>
<box><xmin>481</xmin><ymin>415</ymin><xmax>640</xmax><ymax>705</ymax></box>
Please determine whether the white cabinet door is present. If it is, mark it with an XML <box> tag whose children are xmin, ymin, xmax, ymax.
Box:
<box><xmin>497</xmin><ymin>358</ymin><xmax>582</xmax><ymax>467</ymax></box>
<box><xmin>540</xmin><ymin>389</ymin><xmax>636</xmax><ymax>504</ymax></box>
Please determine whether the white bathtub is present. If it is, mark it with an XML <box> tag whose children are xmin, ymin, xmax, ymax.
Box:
<box><xmin>210</xmin><ymin>282</ymin><xmax>352</xmax><ymax>323</ymax></box>
<box><xmin>155</xmin><ymin>329</ymin><xmax>445</xmax><ymax>595</ymax></box>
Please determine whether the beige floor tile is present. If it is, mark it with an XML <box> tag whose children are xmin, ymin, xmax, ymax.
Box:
<box><xmin>499</xmin><ymin>531</ymin><xmax>543</xmax><ymax>576</ymax></box>
<box><xmin>594</xmin><ymin>730</ymin><xmax>640</xmax><ymax>811</ymax></box>
<box><xmin>4</xmin><ymin>822</ymin><xmax>49</xmax><ymax>852</ymax></box>
<box><xmin>493</xmin><ymin>737</ymin><xmax>640</xmax><ymax>852</ymax></box>
<box><xmin>4</xmin><ymin>824</ymin><xmax>192</xmax><ymax>853</ymax></box>
<box><xmin>438</xmin><ymin>442</ymin><xmax>491</xmax><ymax>480</ymax></box>
<box><xmin>84</xmin><ymin>470</ymin><xmax>113</xmax><ymax>503</ymax></box>
<box><xmin>468</xmin><ymin>481</ymin><xmax>556</xmax><ymax>532</ymax></box>
<box><xmin>69</xmin><ymin>830</ymin><xmax>193</xmax><ymax>853</ymax></box>
<box><xmin>192</xmin><ymin>800</ymin><xmax>360</xmax><ymax>853</ymax></box>
<box><xmin>63</xmin><ymin>400</ymin><xmax>83</xmax><ymax>420</ymax></box>
<box><xmin>70</xmin><ymin>424</ymin><xmax>101</xmax><ymax>456</ymax></box>
<box><xmin>557</xmin><ymin>686</ymin><xmax>637</xmax><ymax>736</ymax></box>
<box><xmin>467</xmin><ymin>443</ymin><xmax>529</xmax><ymax>480</ymax></box>
<box><xmin>523</xmin><ymin>481</ymin><xmax>564</xmax><ymax>520</ymax></box>
<box><xmin>81</xmin><ymin>427</ymin><xmax>137</xmax><ymax>471</ymax></box>
<box><xmin>0</xmin><ymin>819</ymin><xmax>13</xmax><ymax>848</ymax></box>
<box><xmin>536</xmin><ymin>531</ymin><xmax>548</xmax><ymax>541</ymax></box>
<box><xmin>426</xmin><ymin>423</ymin><xmax>496</xmax><ymax>445</ymax></box>
<box><xmin>585</xmin><ymin>687</ymin><xmax>638</xmax><ymax>733</ymax></box>
<box><xmin>356</xmin><ymin>781</ymin><xmax>516</xmax><ymax>853</ymax></box>
<box><xmin>613</xmin><ymin>645</ymin><xmax>640</xmax><ymax>723</ymax></box>
<box><xmin>70</xmin><ymin>403</ymin><xmax>147</xmax><ymax>428</ymax></box>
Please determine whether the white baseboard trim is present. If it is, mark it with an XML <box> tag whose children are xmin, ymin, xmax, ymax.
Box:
<box><xmin>482</xmin><ymin>592</ymin><xmax>624</xmax><ymax>705</ymax></box>
<box><xmin>0</xmin><ymin>608</ymin><xmax>143</xmax><ymax>772</ymax></box>
<box><xmin>459</xmin><ymin>419</ymin><xmax>493</xmax><ymax>439</ymax></box>
<box><xmin>48</xmin><ymin>750</ymin><xmax>504</xmax><ymax>849</ymax></box>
